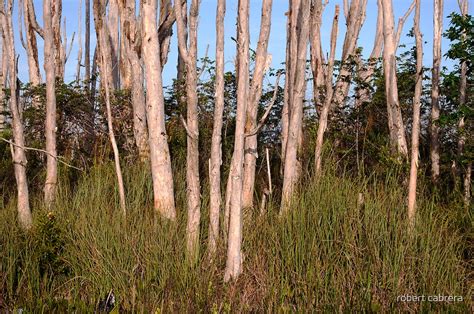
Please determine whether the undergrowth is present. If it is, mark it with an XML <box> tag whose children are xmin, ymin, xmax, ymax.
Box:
<box><xmin>0</xmin><ymin>162</ymin><xmax>470</xmax><ymax>312</ymax></box>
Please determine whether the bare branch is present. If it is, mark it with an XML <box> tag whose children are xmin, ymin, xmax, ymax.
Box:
<box><xmin>395</xmin><ymin>0</ymin><xmax>415</xmax><ymax>48</ymax></box>
<box><xmin>0</xmin><ymin>138</ymin><xmax>83</xmax><ymax>171</ymax></box>
<box><xmin>245</xmin><ymin>72</ymin><xmax>282</xmax><ymax>137</ymax></box>
<box><xmin>180</xmin><ymin>114</ymin><xmax>198</xmax><ymax>140</ymax></box>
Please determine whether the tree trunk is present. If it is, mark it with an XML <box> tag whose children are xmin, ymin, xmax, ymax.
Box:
<box><xmin>107</xmin><ymin>0</ymin><xmax>120</xmax><ymax>89</ymax></box>
<box><xmin>22</xmin><ymin>0</ymin><xmax>41</xmax><ymax>86</ymax></box>
<box><xmin>0</xmin><ymin>33</ymin><xmax>5</xmax><ymax>132</ymax></box>
<box><xmin>208</xmin><ymin>0</ymin><xmax>226</xmax><ymax>257</ymax></box>
<box><xmin>224</xmin><ymin>0</ymin><xmax>249</xmax><ymax>282</ymax></box>
<box><xmin>355</xmin><ymin>0</ymin><xmax>383</xmax><ymax>108</ymax></box>
<box><xmin>407</xmin><ymin>0</ymin><xmax>422</xmax><ymax>226</ymax></box>
<box><xmin>314</xmin><ymin>5</ymin><xmax>339</xmax><ymax>177</ymax></box>
<box><xmin>457</xmin><ymin>0</ymin><xmax>470</xmax><ymax>208</ymax></box>
<box><xmin>175</xmin><ymin>0</ymin><xmax>202</xmax><ymax>261</ymax></box>
<box><xmin>0</xmin><ymin>1</ymin><xmax>32</xmax><ymax>229</ymax></box>
<box><xmin>76</xmin><ymin>0</ymin><xmax>83</xmax><ymax>81</ymax></box>
<box><xmin>85</xmin><ymin>0</ymin><xmax>91</xmax><ymax>85</ymax></box>
<box><xmin>119</xmin><ymin>0</ymin><xmax>149</xmax><ymax>160</ymax></box>
<box><xmin>381</xmin><ymin>0</ymin><xmax>408</xmax><ymax>157</ymax></box>
<box><xmin>280</xmin><ymin>10</ymin><xmax>291</xmax><ymax>176</ymax></box>
<box><xmin>430</xmin><ymin>0</ymin><xmax>443</xmax><ymax>183</ymax></box>
<box><xmin>310</xmin><ymin>0</ymin><xmax>326</xmax><ymax>112</ymax></box>
<box><xmin>98</xmin><ymin>20</ymin><xmax>127</xmax><ymax>214</ymax></box>
<box><xmin>314</xmin><ymin>1</ymin><xmax>367</xmax><ymax>177</ymax></box>
<box><xmin>241</xmin><ymin>0</ymin><xmax>273</xmax><ymax>209</ymax></box>
<box><xmin>43</xmin><ymin>0</ymin><xmax>58</xmax><ymax>206</ymax></box>
<box><xmin>331</xmin><ymin>0</ymin><xmax>367</xmax><ymax>108</ymax></box>
<box><xmin>52</xmin><ymin>0</ymin><xmax>64</xmax><ymax>78</ymax></box>
<box><xmin>281</xmin><ymin>0</ymin><xmax>310</xmax><ymax>212</ymax></box>
<box><xmin>142</xmin><ymin>0</ymin><xmax>176</xmax><ymax>219</ymax></box>
<box><xmin>158</xmin><ymin>0</ymin><xmax>174</xmax><ymax>67</ymax></box>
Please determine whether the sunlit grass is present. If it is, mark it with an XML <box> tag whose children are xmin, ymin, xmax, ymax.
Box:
<box><xmin>0</xmin><ymin>162</ymin><xmax>469</xmax><ymax>311</ymax></box>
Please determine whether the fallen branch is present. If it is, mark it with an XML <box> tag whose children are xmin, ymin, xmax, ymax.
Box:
<box><xmin>1</xmin><ymin>137</ymin><xmax>83</xmax><ymax>171</ymax></box>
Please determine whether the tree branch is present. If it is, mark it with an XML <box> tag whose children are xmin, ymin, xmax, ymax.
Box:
<box><xmin>179</xmin><ymin>114</ymin><xmax>198</xmax><ymax>140</ymax></box>
<box><xmin>1</xmin><ymin>137</ymin><xmax>83</xmax><ymax>171</ymax></box>
<box><xmin>245</xmin><ymin>72</ymin><xmax>282</xmax><ymax>137</ymax></box>
<box><xmin>395</xmin><ymin>0</ymin><xmax>415</xmax><ymax>48</ymax></box>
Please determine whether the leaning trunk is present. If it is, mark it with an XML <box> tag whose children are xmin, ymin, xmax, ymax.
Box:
<box><xmin>407</xmin><ymin>0</ymin><xmax>422</xmax><ymax>226</ymax></box>
<box><xmin>1</xmin><ymin>1</ymin><xmax>32</xmax><ymax>229</ymax></box>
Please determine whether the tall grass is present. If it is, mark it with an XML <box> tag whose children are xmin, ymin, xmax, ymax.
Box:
<box><xmin>0</xmin><ymin>162</ymin><xmax>470</xmax><ymax>312</ymax></box>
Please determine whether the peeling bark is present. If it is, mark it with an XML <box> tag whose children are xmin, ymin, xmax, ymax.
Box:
<box><xmin>208</xmin><ymin>0</ymin><xmax>226</xmax><ymax>257</ymax></box>
<box><xmin>381</xmin><ymin>0</ymin><xmax>408</xmax><ymax>157</ymax></box>
<box><xmin>0</xmin><ymin>1</ymin><xmax>32</xmax><ymax>229</ymax></box>
<box><xmin>224</xmin><ymin>0</ymin><xmax>250</xmax><ymax>282</ymax></box>
<box><xmin>241</xmin><ymin>0</ymin><xmax>273</xmax><ymax>209</ymax></box>
<box><xmin>119</xmin><ymin>0</ymin><xmax>149</xmax><ymax>160</ymax></box>
<box><xmin>142</xmin><ymin>0</ymin><xmax>176</xmax><ymax>219</ymax></box>
<box><xmin>43</xmin><ymin>0</ymin><xmax>58</xmax><ymax>206</ymax></box>
<box><xmin>281</xmin><ymin>0</ymin><xmax>310</xmax><ymax>212</ymax></box>
<box><xmin>175</xmin><ymin>0</ymin><xmax>202</xmax><ymax>260</ymax></box>
<box><xmin>430</xmin><ymin>0</ymin><xmax>443</xmax><ymax>183</ymax></box>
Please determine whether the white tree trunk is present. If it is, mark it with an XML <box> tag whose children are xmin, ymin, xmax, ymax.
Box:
<box><xmin>430</xmin><ymin>0</ymin><xmax>443</xmax><ymax>183</ymax></box>
<box><xmin>281</xmin><ymin>0</ymin><xmax>310</xmax><ymax>212</ymax></box>
<box><xmin>241</xmin><ymin>0</ymin><xmax>273</xmax><ymax>209</ymax></box>
<box><xmin>224</xmin><ymin>0</ymin><xmax>250</xmax><ymax>282</ymax></box>
<box><xmin>381</xmin><ymin>0</ymin><xmax>408</xmax><ymax>157</ymax></box>
<box><xmin>142</xmin><ymin>0</ymin><xmax>176</xmax><ymax>220</ymax></box>
<box><xmin>22</xmin><ymin>0</ymin><xmax>41</xmax><ymax>86</ymax></box>
<box><xmin>175</xmin><ymin>0</ymin><xmax>202</xmax><ymax>260</ymax></box>
<box><xmin>208</xmin><ymin>0</ymin><xmax>226</xmax><ymax>257</ymax></box>
<box><xmin>118</xmin><ymin>0</ymin><xmax>149</xmax><ymax>160</ymax></box>
<box><xmin>407</xmin><ymin>0</ymin><xmax>422</xmax><ymax>226</ymax></box>
<box><xmin>1</xmin><ymin>1</ymin><xmax>32</xmax><ymax>229</ymax></box>
<box><xmin>314</xmin><ymin>5</ymin><xmax>339</xmax><ymax>177</ymax></box>
<box><xmin>313</xmin><ymin>1</ymin><xmax>367</xmax><ymax>177</ymax></box>
<box><xmin>0</xmin><ymin>26</ymin><xmax>6</xmax><ymax>132</ymax></box>
<box><xmin>43</xmin><ymin>0</ymin><xmax>58</xmax><ymax>206</ymax></box>
<box><xmin>107</xmin><ymin>0</ymin><xmax>120</xmax><ymax>89</ymax></box>
<box><xmin>310</xmin><ymin>0</ymin><xmax>326</xmax><ymax>111</ymax></box>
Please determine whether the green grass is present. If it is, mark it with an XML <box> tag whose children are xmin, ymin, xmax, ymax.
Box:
<box><xmin>0</xmin><ymin>162</ymin><xmax>470</xmax><ymax>312</ymax></box>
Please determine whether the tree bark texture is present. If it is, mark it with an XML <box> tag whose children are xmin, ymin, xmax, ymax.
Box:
<box><xmin>224</xmin><ymin>0</ymin><xmax>250</xmax><ymax>282</ymax></box>
<box><xmin>430</xmin><ymin>0</ymin><xmax>443</xmax><ymax>183</ymax></box>
<box><xmin>241</xmin><ymin>0</ymin><xmax>273</xmax><ymax>209</ymax></box>
<box><xmin>407</xmin><ymin>0</ymin><xmax>422</xmax><ymax>226</ymax></box>
<box><xmin>142</xmin><ymin>0</ymin><xmax>176</xmax><ymax>220</ymax></box>
<box><xmin>208</xmin><ymin>0</ymin><xmax>226</xmax><ymax>257</ymax></box>
<box><xmin>175</xmin><ymin>0</ymin><xmax>202</xmax><ymax>260</ymax></box>
<box><xmin>281</xmin><ymin>0</ymin><xmax>310</xmax><ymax>212</ymax></box>
<box><xmin>43</xmin><ymin>0</ymin><xmax>58</xmax><ymax>206</ymax></box>
<box><xmin>0</xmin><ymin>1</ymin><xmax>32</xmax><ymax>229</ymax></box>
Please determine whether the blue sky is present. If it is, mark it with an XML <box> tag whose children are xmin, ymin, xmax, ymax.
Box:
<box><xmin>12</xmin><ymin>0</ymin><xmax>471</xmax><ymax>85</ymax></box>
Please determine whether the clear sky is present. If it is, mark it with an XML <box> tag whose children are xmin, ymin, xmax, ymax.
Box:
<box><xmin>12</xmin><ymin>0</ymin><xmax>472</xmax><ymax>85</ymax></box>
